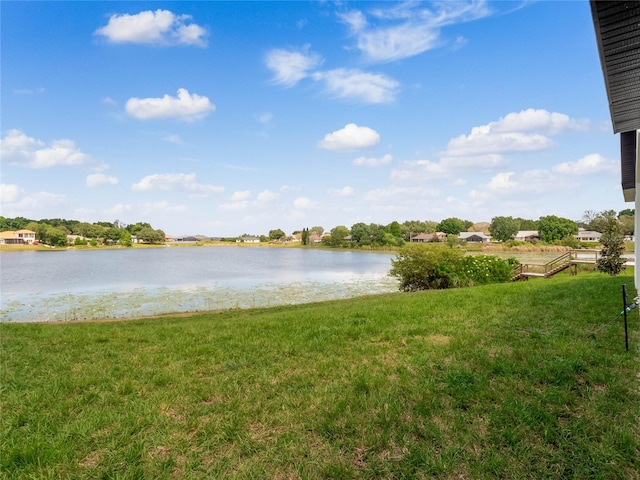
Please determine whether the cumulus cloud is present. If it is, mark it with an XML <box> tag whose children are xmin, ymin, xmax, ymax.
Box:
<box><xmin>470</xmin><ymin>169</ymin><xmax>564</xmax><ymax>202</ymax></box>
<box><xmin>443</xmin><ymin>109</ymin><xmax>589</xmax><ymax>158</ymax></box>
<box><xmin>390</xmin><ymin>159</ymin><xmax>449</xmax><ymax>182</ymax></box>
<box><xmin>86</xmin><ymin>173</ymin><xmax>119</xmax><ymax>187</ymax></box>
<box><xmin>231</xmin><ymin>190</ymin><xmax>252</xmax><ymax>201</ymax></box>
<box><xmin>353</xmin><ymin>153</ymin><xmax>393</xmax><ymax>167</ymax></box>
<box><xmin>293</xmin><ymin>197</ymin><xmax>317</xmax><ymax>209</ymax></box>
<box><xmin>328</xmin><ymin>186</ymin><xmax>355</xmax><ymax>197</ymax></box>
<box><xmin>131</xmin><ymin>173</ymin><xmax>223</xmax><ymax>194</ymax></box>
<box><xmin>338</xmin><ymin>1</ymin><xmax>490</xmax><ymax>63</ymax></box>
<box><xmin>218</xmin><ymin>200</ymin><xmax>251</xmax><ymax>211</ymax></box>
<box><xmin>0</xmin><ymin>129</ymin><xmax>91</xmax><ymax>168</ymax></box>
<box><xmin>312</xmin><ymin>68</ymin><xmax>399</xmax><ymax>104</ymax></box>
<box><xmin>95</xmin><ymin>9</ymin><xmax>208</xmax><ymax>47</ymax></box>
<box><xmin>280</xmin><ymin>185</ymin><xmax>302</xmax><ymax>192</ymax></box>
<box><xmin>125</xmin><ymin>88</ymin><xmax>215</xmax><ymax>120</ymax></box>
<box><xmin>257</xmin><ymin>190</ymin><xmax>278</xmax><ymax>202</ymax></box>
<box><xmin>552</xmin><ymin>153</ymin><xmax>617</xmax><ymax>175</ymax></box>
<box><xmin>265</xmin><ymin>46</ymin><xmax>323</xmax><ymax>87</ymax></box>
<box><xmin>439</xmin><ymin>153</ymin><xmax>505</xmax><ymax>169</ymax></box>
<box><xmin>0</xmin><ymin>187</ymin><xmax>67</xmax><ymax>217</ymax></box>
<box><xmin>318</xmin><ymin>123</ymin><xmax>380</xmax><ymax>150</ymax></box>
<box><xmin>0</xmin><ymin>183</ymin><xmax>24</xmax><ymax>204</ymax></box>
<box><xmin>218</xmin><ymin>189</ymin><xmax>279</xmax><ymax>212</ymax></box>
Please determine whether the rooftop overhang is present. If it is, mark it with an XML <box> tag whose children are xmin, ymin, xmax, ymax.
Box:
<box><xmin>590</xmin><ymin>1</ymin><xmax>640</xmax><ymax>201</ymax></box>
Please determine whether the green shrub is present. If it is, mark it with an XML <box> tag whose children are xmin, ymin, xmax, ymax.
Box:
<box><xmin>390</xmin><ymin>245</ymin><xmax>514</xmax><ymax>291</ymax></box>
<box><xmin>459</xmin><ymin>255</ymin><xmax>514</xmax><ymax>285</ymax></box>
<box><xmin>390</xmin><ymin>244</ymin><xmax>465</xmax><ymax>291</ymax></box>
<box><xmin>557</xmin><ymin>235</ymin><xmax>582</xmax><ymax>249</ymax></box>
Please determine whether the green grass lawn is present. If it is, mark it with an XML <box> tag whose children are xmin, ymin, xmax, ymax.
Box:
<box><xmin>1</xmin><ymin>271</ymin><xmax>639</xmax><ymax>479</ymax></box>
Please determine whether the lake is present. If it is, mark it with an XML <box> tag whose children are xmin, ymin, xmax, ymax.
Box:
<box><xmin>0</xmin><ymin>247</ymin><xmax>398</xmax><ymax>322</ymax></box>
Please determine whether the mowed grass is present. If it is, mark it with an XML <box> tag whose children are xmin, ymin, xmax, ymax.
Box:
<box><xmin>1</xmin><ymin>272</ymin><xmax>639</xmax><ymax>479</ymax></box>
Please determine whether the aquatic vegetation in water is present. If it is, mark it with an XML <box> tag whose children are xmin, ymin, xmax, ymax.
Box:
<box><xmin>0</xmin><ymin>274</ymin><xmax>399</xmax><ymax>322</ymax></box>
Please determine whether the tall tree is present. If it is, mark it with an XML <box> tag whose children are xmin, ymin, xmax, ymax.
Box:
<box><xmin>538</xmin><ymin>215</ymin><xmax>578</xmax><ymax>242</ymax></box>
<box><xmin>350</xmin><ymin>222</ymin><xmax>370</xmax><ymax>243</ymax></box>
<box><xmin>326</xmin><ymin>226</ymin><xmax>349</xmax><ymax>246</ymax></box>
<box><xmin>268</xmin><ymin>229</ymin><xmax>285</xmax><ymax>241</ymax></box>
<box><xmin>597</xmin><ymin>217</ymin><xmax>626</xmax><ymax>275</ymax></box>
<box><xmin>437</xmin><ymin>217</ymin><xmax>468</xmax><ymax>235</ymax></box>
<box><xmin>489</xmin><ymin>216</ymin><xmax>520</xmax><ymax>242</ymax></box>
<box><xmin>387</xmin><ymin>221</ymin><xmax>402</xmax><ymax>238</ymax></box>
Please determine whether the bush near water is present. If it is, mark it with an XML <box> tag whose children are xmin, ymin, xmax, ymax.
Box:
<box><xmin>390</xmin><ymin>243</ymin><xmax>517</xmax><ymax>291</ymax></box>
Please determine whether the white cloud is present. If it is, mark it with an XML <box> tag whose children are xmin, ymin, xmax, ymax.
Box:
<box><xmin>338</xmin><ymin>2</ymin><xmax>490</xmax><ymax>63</ymax></box>
<box><xmin>552</xmin><ymin>153</ymin><xmax>617</xmax><ymax>175</ymax></box>
<box><xmin>312</xmin><ymin>68</ymin><xmax>399</xmax><ymax>104</ymax></box>
<box><xmin>362</xmin><ymin>186</ymin><xmax>440</xmax><ymax>211</ymax></box>
<box><xmin>443</xmin><ymin>109</ymin><xmax>588</xmax><ymax>158</ymax></box>
<box><xmin>0</xmin><ymin>129</ymin><xmax>91</xmax><ymax>168</ymax></box>
<box><xmin>390</xmin><ymin>159</ymin><xmax>449</xmax><ymax>182</ymax></box>
<box><xmin>328</xmin><ymin>186</ymin><xmax>355</xmax><ymax>197</ymax></box>
<box><xmin>318</xmin><ymin>123</ymin><xmax>380</xmax><ymax>150</ymax></box>
<box><xmin>86</xmin><ymin>173</ymin><xmax>119</xmax><ymax>187</ymax></box>
<box><xmin>440</xmin><ymin>153</ymin><xmax>505</xmax><ymax>169</ymax></box>
<box><xmin>231</xmin><ymin>190</ymin><xmax>252</xmax><ymax>201</ymax></box>
<box><xmin>131</xmin><ymin>173</ymin><xmax>223</xmax><ymax>194</ymax></box>
<box><xmin>486</xmin><ymin>171</ymin><xmax>518</xmax><ymax>192</ymax></box>
<box><xmin>257</xmin><ymin>190</ymin><xmax>278</xmax><ymax>202</ymax></box>
<box><xmin>265</xmin><ymin>46</ymin><xmax>323</xmax><ymax>87</ymax></box>
<box><xmin>353</xmin><ymin>153</ymin><xmax>393</xmax><ymax>167</ymax></box>
<box><xmin>125</xmin><ymin>88</ymin><xmax>215</xmax><ymax>120</ymax></box>
<box><xmin>107</xmin><ymin>201</ymin><xmax>187</xmax><ymax>219</ymax></box>
<box><xmin>95</xmin><ymin>9</ymin><xmax>208</xmax><ymax>47</ymax></box>
<box><xmin>0</xmin><ymin>189</ymin><xmax>67</xmax><ymax>216</ymax></box>
<box><xmin>293</xmin><ymin>197</ymin><xmax>317</xmax><ymax>209</ymax></box>
<box><xmin>219</xmin><ymin>201</ymin><xmax>251</xmax><ymax>211</ymax></box>
<box><xmin>280</xmin><ymin>185</ymin><xmax>302</xmax><ymax>192</ymax></box>
<box><xmin>491</xmin><ymin>109</ymin><xmax>589</xmax><ymax>134</ymax></box>
<box><xmin>0</xmin><ymin>183</ymin><xmax>24</xmax><ymax>204</ymax></box>
<box><xmin>470</xmin><ymin>169</ymin><xmax>565</xmax><ymax>202</ymax></box>
<box><xmin>218</xmin><ymin>189</ymin><xmax>279</xmax><ymax>212</ymax></box>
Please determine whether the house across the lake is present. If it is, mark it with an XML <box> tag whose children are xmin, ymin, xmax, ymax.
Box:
<box><xmin>411</xmin><ymin>232</ymin><xmax>446</xmax><ymax>243</ymax></box>
<box><xmin>237</xmin><ymin>236</ymin><xmax>260</xmax><ymax>243</ymax></box>
<box><xmin>514</xmin><ymin>230</ymin><xmax>540</xmax><ymax>242</ymax></box>
<box><xmin>458</xmin><ymin>232</ymin><xmax>492</xmax><ymax>243</ymax></box>
<box><xmin>576</xmin><ymin>229</ymin><xmax>602</xmax><ymax>242</ymax></box>
<box><xmin>0</xmin><ymin>229</ymin><xmax>36</xmax><ymax>245</ymax></box>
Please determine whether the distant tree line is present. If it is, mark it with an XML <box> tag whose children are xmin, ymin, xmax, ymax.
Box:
<box><xmin>0</xmin><ymin>216</ymin><xmax>165</xmax><ymax>247</ymax></box>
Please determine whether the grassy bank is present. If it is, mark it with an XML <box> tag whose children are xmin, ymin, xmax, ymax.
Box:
<box><xmin>1</xmin><ymin>273</ymin><xmax>639</xmax><ymax>479</ymax></box>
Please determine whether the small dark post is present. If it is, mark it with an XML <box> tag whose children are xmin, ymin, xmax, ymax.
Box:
<box><xmin>622</xmin><ymin>284</ymin><xmax>629</xmax><ymax>352</ymax></box>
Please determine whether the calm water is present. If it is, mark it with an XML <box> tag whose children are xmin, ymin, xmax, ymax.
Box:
<box><xmin>0</xmin><ymin>247</ymin><xmax>398</xmax><ymax>322</ymax></box>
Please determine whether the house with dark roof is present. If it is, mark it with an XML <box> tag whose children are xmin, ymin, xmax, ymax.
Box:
<box><xmin>458</xmin><ymin>232</ymin><xmax>492</xmax><ymax>243</ymax></box>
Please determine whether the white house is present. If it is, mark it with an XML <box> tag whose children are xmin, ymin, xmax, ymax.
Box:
<box><xmin>576</xmin><ymin>229</ymin><xmax>602</xmax><ymax>242</ymax></box>
<box><xmin>514</xmin><ymin>230</ymin><xmax>540</xmax><ymax>242</ymax></box>
<box><xmin>0</xmin><ymin>229</ymin><xmax>36</xmax><ymax>245</ymax></box>
<box><xmin>237</xmin><ymin>236</ymin><xmax>260</xmax><ymax>243</ymax></box>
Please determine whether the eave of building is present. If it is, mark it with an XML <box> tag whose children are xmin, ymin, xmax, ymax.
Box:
<box><xmin>591</xmin><ymin>1</ymin><xmax>640</xmax><ymax>202</ymax></box>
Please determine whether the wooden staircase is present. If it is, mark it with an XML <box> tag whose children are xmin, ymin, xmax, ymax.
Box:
<box><xmin>512</xmin><ymin>249</ymin><xmax>602</xmax><ymax>281</ymax></box>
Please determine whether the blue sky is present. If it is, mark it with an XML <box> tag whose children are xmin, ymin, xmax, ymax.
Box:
<box><xmin>0</xmin><ymin>1</ymin><xmax>628</xmax><ymax>236</ymax></box>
